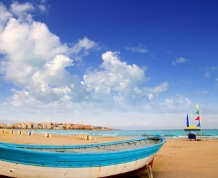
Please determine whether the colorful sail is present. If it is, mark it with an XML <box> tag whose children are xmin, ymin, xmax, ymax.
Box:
<box><xmin>195</xmin><ymin>103</ymin><xmax>201</xmax><ymax>131</ymax></box>
<box><xmin>196</xmin><ymin>122</ymin><xmax>201</xmax><ymax>127</ymax></box>
<box><xmin>185</xmin><ymin>103</ymin><xmax>202</xmax><ymax>129</ymax></box>
<box><xmin>186</xmin><ymin>113</ymin><xmax>189</xmax><ymax>127</ymax></box>
<box><xmin>195</xmin><ymin>116</ymin><xmax>200</xmax><ymax>121</ymax></box>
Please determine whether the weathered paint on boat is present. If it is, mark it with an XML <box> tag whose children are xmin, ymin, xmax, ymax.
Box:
<box><xmin>0</xmin><ymin>156</ymin><xmax>154</xmax><ymax>178</ymax></box>
<box><xmin>0</xmin><ymin>137</ymin><xmax>166</xmax><ymax>178</ymax></box>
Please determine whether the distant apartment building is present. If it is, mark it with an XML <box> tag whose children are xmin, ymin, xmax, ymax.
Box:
<box><xmin>51</xmin><ymin>123</ymin><xmax>55</xmax><ymax>129</ymax></box>
<box><xmin>21</xmin><ymin>122</ymin><xmax>27</xmax><ymax>129</ymax></box>
<box><xmin>0</xmin><ymin>123</ymin><xmax>6</xmax><ymax>129</ymax></box>
<box><xmin>1</xmin><ymin>121</ymin><xmax>112</xmax><ymax>130</ymax></box>
<box><xmin>83</xmin><ymin>125</ymin><xmax>92</xmax><ymax>130</ymax></box>
<box><xmin>12</xmin><ymin>123</ymin><xmax>21</xmax><ymax>129</ymax></box>
<box><xmin>46</xmin><ymin>123</ymin><xmax>52</xmax><ymax>129</ymax></box>
<box><xmin>33</xmin><ymin>123</ymin><xmax>39</xmax><ymax>129</ymax></box>
<box><xmin>7</xmin><ymin>124</ymin><xmax>13</xmax><ymax>129</ymax></box>
<box><xmin>27</xmin><ymin>123</ymin><xmax>33</xmax><ymax>129</ymax></box>
<box><xmin>38</xmin><ymin>124</ymin><xmax>43</xmax><ymax>129</ymax></box>
<box><xmin>72</xmin><ymin>124</ymin><xmax>82</xmax><ymax>129</ymax></box>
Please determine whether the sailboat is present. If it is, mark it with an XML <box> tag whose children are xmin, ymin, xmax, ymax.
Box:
<box><xmin>184</xmin><ymin>103</ymin><xmax>202</xmax><ymax>140</ymax></box>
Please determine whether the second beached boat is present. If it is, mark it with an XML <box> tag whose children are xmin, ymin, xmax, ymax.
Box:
<box><xmin>0</xmin><ymin>136</ymin><xmax>165</xmax><ymax>178</ymax></box>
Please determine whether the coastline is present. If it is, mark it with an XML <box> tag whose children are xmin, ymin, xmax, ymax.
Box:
<box><xmin>0</xmin><ymin>130</ymin><xmax>218</xmax><ymax>178</ymax></box>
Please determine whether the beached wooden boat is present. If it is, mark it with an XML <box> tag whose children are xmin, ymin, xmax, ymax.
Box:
<box><xmin>0</xmin><ymin>137</ymin><xmax>166</xmax><ymax>178</ymax></box>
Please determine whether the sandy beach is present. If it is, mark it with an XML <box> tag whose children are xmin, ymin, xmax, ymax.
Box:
<box><xmin>1</xmin><ymin>130</ymin><xmax>218</xmax><ymax>178</ymax></box>
<box><xmin>135</xmin><ymin>138</ymin><xmax>218</xmax><ymax>178</ymax></box>
<box><xmin>0</xmin><ymin>130</ymin><xmax>131</xmax><ymax>145</ymax></box>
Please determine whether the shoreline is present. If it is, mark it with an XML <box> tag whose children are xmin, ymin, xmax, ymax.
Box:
<box><xmin>1</xmin><ymin>128</ymin><xmax>218</xmax><ymax>137</ymax></box>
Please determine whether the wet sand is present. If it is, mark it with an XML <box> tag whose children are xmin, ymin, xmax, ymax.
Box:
<box><xmin>1</xmin><ymin>130</ymin><xmax>218</xmax><ymax>178</ymax></box>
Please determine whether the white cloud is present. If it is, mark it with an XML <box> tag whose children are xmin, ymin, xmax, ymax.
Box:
<box><xmin>10</xmin><ymin>2</ymin><xmax>35</xmax><ymax>16</ymax></box>
<box><xmin>81</xmin><ymin>51</ymin><xmax>155</xmax><ymax>108</ymax></box>
<box><xmin>69</xmin><ymin>37</ymin><xmax>98</xmax><ymax>61</ymax></box>
<box><xmin>144</xmin><ymin>82</ymin><xmax>169</xmax><ymax>95</ymax></box>
<box><xmin>40</xmin><ymin>0</ymin><xmax>47</xmax><ymax>3</ymax></box>
<box><xmin>0</xmin><ymin>3</ymin><xmax>12</xmax><ymax>29</ymax></box>
<box><xmin>1</xmin><ymin>1</ymin><xmax>203</xmax><ymax>129</ymax></box>
<box><xmin>38</xmin><ymin>4</ymin><xmax>46</xmax><ymax>13</ymax></box>
<box><xmin>172</xmin><ymin>57</ymin><xmax>186</xmax><ymax>65</ymax></box>
<box><xmin>125</xmin><ymin>43</ymin><xmax>149</xmax><ymax>53</ymax></box>
<box><xmin>205</xmin><ymin>66</ymin><xmax>218</xmax><ymax>78</ymax></box>
<box><xmin>0</xmin><ymin>2</ymin><xmax>98</xmax><ymax>106</ymax></box>
<box><xmin>1</xmin><ymin>1</ymin><xmax>159</xmax><ymax>112</ymax></box>
<box><xmin>205</xmin><ymin>72</ymin><xmax>211</xmax><ymax>78</ymax></box>
<box><xmin>197</xmin><ymin>90</ymin><xmax>215</xmax><ymax>97</ymax></box>
<box><xmin>160</xmin><ymin>95</ymin><xmax>192</xmax><ymax>113</ymax></box>
<box><xmin>0</xmin><ymin>1</ymin><xmax>97</xmax><ymax>86</ymax></box>
<box><xmin>0</xmin><ymin>18</ymin><xmax>68</xmax><ymax>85</ymax></box>
<box><xmin>38</xmin><ymin>0</ymin><xmax>48</xmax><ymax>13</ymax></box>
<box><xmin>198</xmin><ymin>91</ymin><xmax>209</xmax><ymax>95</ymax></box>
<box><xmin>10</xmin><ymin>1</ymin><xmax>35</xmax><ymax>23</ymax></box>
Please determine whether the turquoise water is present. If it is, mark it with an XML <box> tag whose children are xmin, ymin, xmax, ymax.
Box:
<box><xmin>35</xmin><ymin>129</ymin><xmax>218</xmax><ymax>138</ymax></box>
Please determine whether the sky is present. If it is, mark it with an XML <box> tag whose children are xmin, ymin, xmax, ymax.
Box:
<box><xmin>0</xmin><ymin>0</ymin><xmax>217</xmax><ymax>130</ymax></box>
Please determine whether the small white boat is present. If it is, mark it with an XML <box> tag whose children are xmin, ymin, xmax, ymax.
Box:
<box><xmin>0</xmin><ymin>137</ymin><xmax>166</xmax><ymax>178</ymax></box>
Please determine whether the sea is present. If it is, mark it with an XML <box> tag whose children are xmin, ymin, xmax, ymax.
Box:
<box><xmin>34</xmin><ymin>129</ymin><xmax>218</xmax><ymax>139</ymax></box>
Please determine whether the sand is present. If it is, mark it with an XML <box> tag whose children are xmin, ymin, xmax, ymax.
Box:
<box><xmin>0</xmin><ymin>130</ymin><xmax>131</xmax><ymax>145</ymax></box>
<box><xmin>1</xmin><ymin>130</ymin><xmax>218</xmax><ymax>178</ymax></box>
<box><xmin>135</xmin><ymin>138</ymin><xmax>218</xmax><ymax>178</ymax></box>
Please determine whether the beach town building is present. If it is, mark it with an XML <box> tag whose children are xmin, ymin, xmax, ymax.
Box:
<box><xmin>0</xmin><ymin>123</ymin><xmax>7</xmax><ymax>129</ymax></box>
<box><xmin>72</xmin><ymin>124</ymin><xmax>82</xmax><ymax>129</ymax></box>
<box><xmin>65</xmin><ymin>123</ymin><xmax>72</xmax><ymax>129</ymax></box>
<box><xmin>38</xmin><ymin>124</ymin><xmax>43</xmax><ymax>129</ymax></box>
<box><xmin>33</xmin><ymin>123</ymin><xmax>38</xmax><ymax>129</ymax></box>
<box><xmin>56</xmin><ymin>125</ymin><xmax>63</xmax><ymax>130</ymax></box>
<box><xmin>40</xmin><ymin>122</ymin><xmax>51</xmax><ymax>129</ymax></box>
<box><xmin>83</xmin><ymin>125</ymin><xmax>92</xmax><ymax>130</ymax></box>
<box><xmin>27</xmin><ymin>123</ymin><xmax>33</xmax><ymax>129</ymax></box>
<box><xmin>46</xmin><ymin>123</ymin><xmax>52</xmax><ymax>129</ymax></box>
<box><xmin>6</xmin><ymin>124</ymin><xmax>13</xmax><ymax>129</ymax></box>
<box><xmin>51</xmin><ymin>123</ymin><xmax>55</xmax><ymax>129</ymax></box>
<box><xmin>13</xmin><ymin>123</ymin><xmax>22</xmax><ymax>129</ymax></box>
<box><xmin>0</xmin><ymin>121</ymin><xmax>113</xmax><ymax>130</ymax></box>
<box><xmin>21</xmin><ymin>122</ymin><xmax>26</xmax><ymax>129</ymax></box>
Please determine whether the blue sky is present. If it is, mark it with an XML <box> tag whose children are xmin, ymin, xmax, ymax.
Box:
<box><xmin>0</xmin><ymin>0</ymin><xmax>217</xmax><ymax>129</ymax></box>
